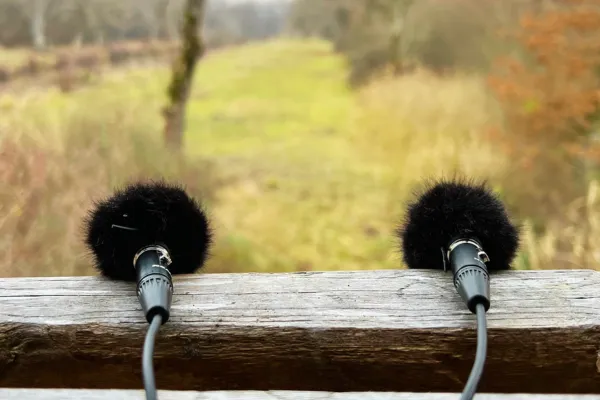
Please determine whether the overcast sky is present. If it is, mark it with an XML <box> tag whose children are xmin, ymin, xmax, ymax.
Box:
<box><xmin>224</xmin><ymin>0</ymin><xmax>292</xmax><ymax>3</ymax></box>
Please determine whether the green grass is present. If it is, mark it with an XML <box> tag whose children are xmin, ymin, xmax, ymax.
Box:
<box><xmin>182</xmin><ymin>39</ymin><xmax>399</xmax><ymax>272</ymax></box>
<box><xmin>186</xmin><ymin>40</ymin><xmax>356</xmax><ymax>157</ymax></box>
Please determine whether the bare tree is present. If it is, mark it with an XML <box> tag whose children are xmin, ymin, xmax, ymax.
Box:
<box><xmin>163</xmin><ymin>0</ymin><xmax>205</xmax><ymax>149</ymax></box>
<box><xmin>30</xmin><ymin>0</ymin><xmax>51</xmax><ymax>49</ymax></box>
<box><xmin>387</xmin><ymin>0</ymin><xmax>415</xmax><ymax>74</ymax></box>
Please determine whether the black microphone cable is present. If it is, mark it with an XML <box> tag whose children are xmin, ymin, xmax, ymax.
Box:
<box><xmin>143</xmin><ymin>313</ymin><xmax>162</xmax><ymax>400</ymax></box>
<box><xmin>462</xmin><ymin>302</ymin><xmax>487</xmax><ymax>400</ymax></box>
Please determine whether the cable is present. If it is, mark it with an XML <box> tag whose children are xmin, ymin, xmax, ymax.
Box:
<box><xmin>143</xmin><ymin>314</ymin><xmax>163</xmax><ymax>400</ymax></box>
<box><xmin>460</xmin><ymin>303</ymin><xmax>488</xmax><ymax>400</ymax></box>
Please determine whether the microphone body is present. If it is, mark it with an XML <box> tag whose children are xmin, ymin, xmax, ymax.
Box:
<box><xmin>134</xmin><ymin>245</ymin><xmax>174</xmax><ymax>324</ymax></box>
<box><xmin>448</xmin><ymin>238</ymin><xmax>490</xmax><ymax>313</ymax></box>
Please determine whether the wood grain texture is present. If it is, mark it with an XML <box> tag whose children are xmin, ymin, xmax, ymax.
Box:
<box><xmin>1</xmin><ymin>390</ymin><xmax>600</xmax><ymax>400</ymax></box>
<box><xmin>0</xmin><ymin>269</ymin><xmax>599</xmax><ymax>394</ymax></box>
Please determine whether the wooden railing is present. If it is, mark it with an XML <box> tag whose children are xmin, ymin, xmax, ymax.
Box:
<box><xmin>0</xmin><ymin>269</ymin><xmax>599</xmax><ymax>398</ymax></box>
<box><xmin>1</xmin><ymin>390</ymin><xmax>600</xmax><ymax>399</ymax></box>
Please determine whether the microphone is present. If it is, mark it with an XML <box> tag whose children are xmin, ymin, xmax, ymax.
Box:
<box><xmin>83</xmin><ymin>180</ymin><xmax>212</xmax><ymax>400</ymax></box>
<box><xmin>398</xmin><ymin>178</ymin><xmax>519</xmax><ymax>400</ymax></box>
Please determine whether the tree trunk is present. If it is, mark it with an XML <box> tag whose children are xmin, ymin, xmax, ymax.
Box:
<box><xmin>389</xmin><ymin>0</ymin><xmax>414</xmax><ymax>75</ymax></box>
<box><xmin>162</xmin><ymin>0</ymin><xmax>205</xmax><ymax>150</ymax></box>
<box><xmin>31</xmin><ymin>0</ymin><xmax>49</xmax><ymax>50</ymax></box>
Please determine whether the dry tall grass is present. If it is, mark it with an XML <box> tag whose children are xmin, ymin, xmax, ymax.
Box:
<box><xmin>518</xmin><ymin>181</ymin><xmax>600</xmax><ymax>270</ymax></box>
<box><xmin>0</xmin><ymin>93</ymin><xmax>221</xmax><ymax>277</ymax></box>
<box><xmin>356</xmin><ymin>68</ymin><xmax>600</xmax><ymax>271</ymax></box>
<box><xmin>355</xmin><ymin>68</ymin><xmax>507</xmax><ymax>189</ymax></box>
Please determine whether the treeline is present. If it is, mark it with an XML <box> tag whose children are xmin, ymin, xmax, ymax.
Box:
<box><xmin>0</xmin><ymin>0</ymin><xmax>291</xmax><ymax>49</ymax></box>
<box><xmin>286</xmin><ymin>0</ymin><xmax>534</xmax><ymax>85</ymax></box>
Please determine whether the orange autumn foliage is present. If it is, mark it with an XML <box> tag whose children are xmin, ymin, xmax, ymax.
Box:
<box><xmin>487</xmin><ymin>0</ymin><xmax>600</xmax><ymax>220</ymax></box>
<box><xmin>488</xmin><ymin>1</ymin><xmax>600</xmax><ymax>156</ymax></box>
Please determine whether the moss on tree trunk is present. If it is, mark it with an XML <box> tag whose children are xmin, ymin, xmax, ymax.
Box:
<box><xmin>163</xmin><ymin>0</ymin><xmax>205</xmax><ymax>150</ymax></box>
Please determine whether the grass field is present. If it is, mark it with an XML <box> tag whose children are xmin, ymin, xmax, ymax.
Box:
<box><xmin>0</xmin><ymin>38</ymin><xmax>591</xmax><ymax>277</ymax></box>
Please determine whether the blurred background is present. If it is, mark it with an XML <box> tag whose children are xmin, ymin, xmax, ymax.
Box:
<box><xmin>0</xmin><ymin>0</ymin><xmax>599</xmax><ymax>277</ymax></box>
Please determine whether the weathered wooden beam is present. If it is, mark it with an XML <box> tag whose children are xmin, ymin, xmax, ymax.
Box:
<box><xmin>1</xmin><ymin>389</ymin><xmax>600</xmax><ymax>400</ymax></box>
<box><xmin>0</xmin><ymin>270</ymin><xmax>598</xmax><ymax>394</ymax></box>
